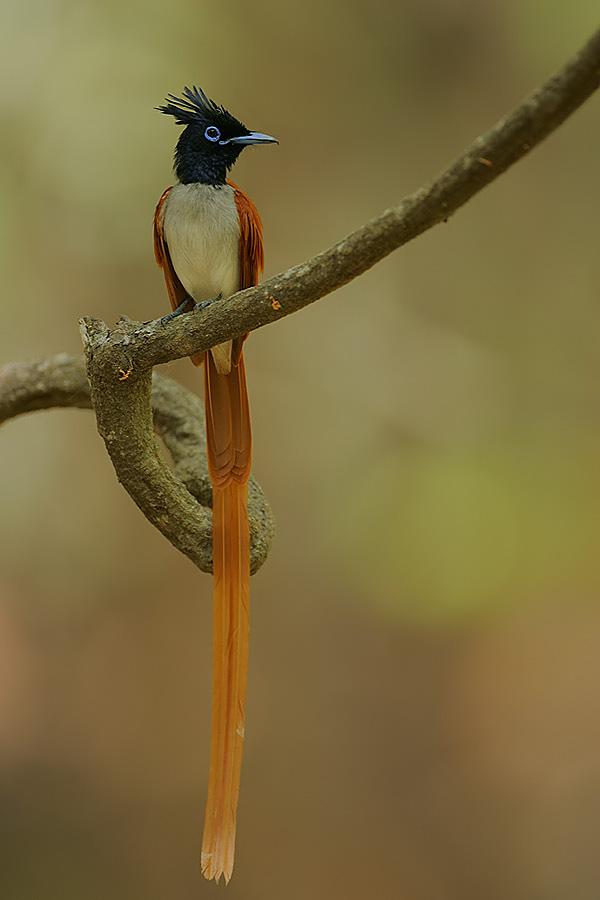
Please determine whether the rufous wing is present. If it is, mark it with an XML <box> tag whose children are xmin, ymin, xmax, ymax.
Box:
<box><xmin>228</xmin><ymin>180</ymin><xmax>264</xmax><ymax>290</ymax></box>
<box><xmin>153</xmin><ymin>187</ymin><xmax>189</xmax><ymax>311</ymax></box>
<box><xmin>228</xmin><ymin>180</ymin><xmax>264</xmax><ymax>363</ymax></box>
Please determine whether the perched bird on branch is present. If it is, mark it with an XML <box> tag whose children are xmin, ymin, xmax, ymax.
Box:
<box><xmin>153</xmin><ymin>85</ymin><xmax>277</xmax><ymax>884</ymax></box>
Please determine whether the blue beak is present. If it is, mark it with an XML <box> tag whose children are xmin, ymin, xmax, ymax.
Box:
<box><xmin>220</xmin><ymin>131</ymin><xmax>278</xmax><ymax>146</ymax></box>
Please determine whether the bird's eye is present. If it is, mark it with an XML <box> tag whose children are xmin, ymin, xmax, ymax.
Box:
<box><xmin>204</xmin><ymin>125</ymin><xmax>221</xmax><ymax>143</ymax></box>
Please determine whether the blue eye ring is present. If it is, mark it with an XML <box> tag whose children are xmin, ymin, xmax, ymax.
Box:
<box><xmin>204</xmin><ymin>125</ymin><xmax>221</xmax><ymax>143</ymax></box>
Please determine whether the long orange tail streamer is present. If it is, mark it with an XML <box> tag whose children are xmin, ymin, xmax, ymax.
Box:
<box><xmin>201</xmin><ymin>349</ymin><xmax>251</xmax><ymax>884</ymax></box>
<box><xmin>154</xmin><ymin>179</ymin><xmax>263</xmax><ymax>884</ymax></box>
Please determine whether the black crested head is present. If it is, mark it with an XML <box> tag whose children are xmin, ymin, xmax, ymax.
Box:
<box><xmin>158</xmin><ymin>86</ymin><xmax>277</xmax><ymax>186</ymax></box>
<box><xmin>158</xmin><ymin>86</ymin><xmax>247</xmax><ymax>185</ymax></box>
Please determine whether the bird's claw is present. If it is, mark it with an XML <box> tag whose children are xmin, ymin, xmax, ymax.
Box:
<box><xmin>159</xmin><ymin>294</ymin><xmax>222</xmax><ymax>325</ymax></box>
<box><xmin>194</xmin><ymin>293</ymin><xmax>222</xmax><ymax>312</ymax></box>
<box><xmin>160</xmin><ymin>296</ymin><xmax>194</xmax><ymax>325</ymax></box>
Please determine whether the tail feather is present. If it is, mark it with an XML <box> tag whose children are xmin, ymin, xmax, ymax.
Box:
<box><xmin>201</xmin><ymin>351</ymin><xmax>251</xmax><ymax>884</ymax></box>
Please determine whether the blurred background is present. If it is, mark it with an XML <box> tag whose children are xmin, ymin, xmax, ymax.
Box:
<box><xmin>1</xmin><ymin>2</ymin><xmax>600</xmax><ymax>898</ymax></box>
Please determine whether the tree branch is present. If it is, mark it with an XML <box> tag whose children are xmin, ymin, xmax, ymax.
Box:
<box><xmin>81</xmin><ymin>28</ymin><xmax>600</xmax><ymax>369</ymax></box>
<box><xmin>0</xmin><ymin>354</ymin><xmax>274</xmax><ymax>574</ymax></box>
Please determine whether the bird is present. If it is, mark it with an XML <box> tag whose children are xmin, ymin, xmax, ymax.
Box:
<box><xmin>152</xmin><ymin>86</ymin><xmax>277</xmax><ymax>884</ymax></box>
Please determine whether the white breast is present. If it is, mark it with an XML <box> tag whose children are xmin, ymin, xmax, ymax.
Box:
<box><xmin>163</xmin><ymin>183</ymin><xmax>240</xmax><ymax>303</ymax></box>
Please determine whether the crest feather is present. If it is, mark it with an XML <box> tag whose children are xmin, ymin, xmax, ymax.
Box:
<box><xmin>157</xmin><ymin>85</ymin><xmax>227</xmax><ymax>126</ymax></box>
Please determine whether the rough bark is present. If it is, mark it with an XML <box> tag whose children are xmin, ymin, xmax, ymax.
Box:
<box><xmin>0</xmin><ymin>354</ymin><xmax>274</xmax><ymax>574</ymax></box>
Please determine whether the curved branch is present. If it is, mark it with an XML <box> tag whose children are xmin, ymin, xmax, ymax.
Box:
<box><xmin>4</xmin><ymin>32</ymin><xmax>597</xmax><ymax>587</ymax></box>
<box><xmin>0</xmin><ymin>354</ymin><xmax>275</xmax><ymax>574</ymax></box>
<box><xmin>80</xmin><ymin>28</ymin><xmax>600</xmax><ymax>368</ymax></box>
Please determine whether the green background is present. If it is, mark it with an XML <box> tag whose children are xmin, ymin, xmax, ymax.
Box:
<box><xmin>1</xmin><ymin>2</ymin><xmax>599</xmax><ymax>898</ymax></box>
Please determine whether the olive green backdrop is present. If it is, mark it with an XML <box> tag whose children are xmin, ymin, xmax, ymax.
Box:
<box><xmin>1</xmin><ymin>2</ymin><xmax>599</xmax><ymax>898</ymax></box>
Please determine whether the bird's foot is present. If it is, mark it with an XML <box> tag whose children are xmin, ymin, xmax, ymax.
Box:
<box><xmin>159</xmin><ymin>296</ymin><xmax>195</xmax><ymax>325</ymax></box>
<box><xmin>194</xmin><ymin>293</ymin><xmax>222</xmax><ymax>312</ymax></box>
<box><xmin>159</xmin><ymin>294</ymin><xmax>222</xmax><ymax>325</ymax></box>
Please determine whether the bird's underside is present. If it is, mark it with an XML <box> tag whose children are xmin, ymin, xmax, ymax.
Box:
<box><xmin>162</xmin><ymin>182</ymin><xmax>241</xmax><ymax>373</ymax></box>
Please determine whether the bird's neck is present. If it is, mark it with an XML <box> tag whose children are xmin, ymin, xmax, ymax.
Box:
<box><xmin>174</xmin><ymin>132</ymin><xmax>228</xmax><ymax>186</ymax></box>
<box><xmin>175</xmin><ymin>157</ymin><xmax>227</xmax><ymax>186</ymax></box>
